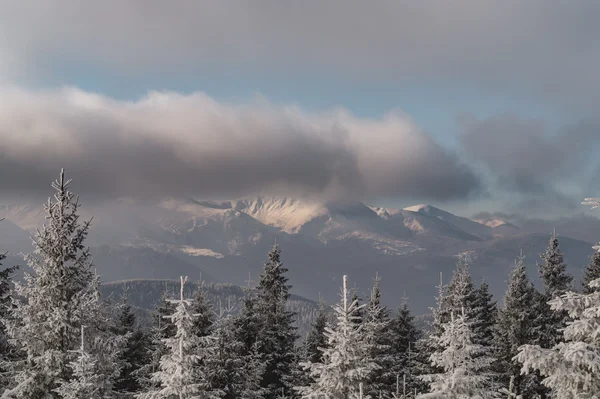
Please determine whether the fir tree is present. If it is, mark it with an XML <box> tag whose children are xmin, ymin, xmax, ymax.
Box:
<box><xmin>4</xmin><ymin>170</ymin><xmax>122</xmax><ymax>398</ymax></box>
<box><xmin>232</xmin><ymin>285</ymin><xmax>267</xmax><ymax>399</ymax></box>
<box><xmin>191</xmin><ymin>283</ymin><xmax>214</xmax><ymax>338</ymax></box>
<box><xmin>419</xmin><ymin>309</ymin><xmax>495</xmax><ymax>399</ymax></box>
<box><xmin>472</xmin><ymin>281</ymin><xmax>497</xmax><ymax>349</ymax></box>
<box><xmin>256</xmin><ymin>245</ymin><xmax>298</xmax><ymax>399</ymax></box>
<box><xmin>304</xmin><ymin>299</ymin><xmax>328</xmax><ymax>365</ymax></box>
<box><xmin>135</xmin><ymin>289</ymin><xmax>176</xmax><ymax>392</ymax></box>
<box><xmin>0</xmin><ymin>250</ymin><xmax>18</xmax><ymax>390</ymax></box>
<box><xmin>54</xmin><ymin>325</ymin><xmax>122</xmax><ymax>399</ymax></box>
<box><xmin>363</xmin><ymin>274</ymin><xmax>390</xmax><ymax>398</ymax></box>
<box><xmin>535</xmin><ymin>232</ymin><xmax>573</xmax><ymax>350</ymax></box>
<box><xmin>494</xmin><ymin>254</ymin><xmax>540</xmax><ymax>398</ymax></box>
<box><xmin>388</xmin><ymin>298</ymin><xmax>425</xmax><ymax>397</ymax></box>
<box><xmin>516</xmin><ymin>276</ymin><xmax>600</xmax><ymax>398</ymax></box>
<box><xmin>137</xmin><ymin>276</ymin><xmax>220</xmax><ymax>399</ymax></box>
<box><xmin>443</xmin><ymin>255</ymin><xmax>477</xmax><ymax>324</ymax></box>
<box><xmin>581</xmin><ymin>249</ymin><xmax>600</xmax><ymax>294</ymax></box>
<box><xmin>208</xmin><ymin>301</ymin><xmax>265</xmax><ymax>399</ymax></box>
<box><xmin>296</xmin><ymin>275</ymin><xmax>376</xmax><ymax>399</ymax></box>
<box><xmin>113</xmin><ymin>292</ymin><xmax>152</xmax><ymax>397</ymax></box>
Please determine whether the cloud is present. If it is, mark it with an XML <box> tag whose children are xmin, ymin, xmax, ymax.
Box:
<box><xmin>460</xmin><ymin>114</ymin><xmax>600</xmax><ymax>212</ymax></box>
<box><xmin>0</xmin><ymin>86</ymin><xmax>480</xmax><ymax>202</ymax></box>
<box><xmin>1</xmin><ymin>1</ymin><xmax>600</xmax><ymax>107</ymax></box>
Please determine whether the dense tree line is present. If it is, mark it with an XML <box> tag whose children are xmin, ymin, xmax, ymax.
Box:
<box><xmin>0</xmin><ymin>171</ymin><xmax>599</xmax><ymax>398</ymax></box>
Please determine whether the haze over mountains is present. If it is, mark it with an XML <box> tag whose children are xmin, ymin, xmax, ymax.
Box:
<box><xmin>1</xmin><ymin>196</ymin><xmax>597</xmax><ymax>312</ymax></box>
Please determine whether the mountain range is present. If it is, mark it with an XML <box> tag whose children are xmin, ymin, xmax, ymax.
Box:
<box><xmin>1</xmin><ymin>196</ymin><xmax>598</xmax><ymax>313</ymax></box>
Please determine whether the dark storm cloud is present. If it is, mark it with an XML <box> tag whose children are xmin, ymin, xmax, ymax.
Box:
<box><xmin>1</xmin><ymin>1</ymin><xmax>600</xmax><ymax>108</ymax></box>
<box><xmin>0</xmin><ymin>87</ymin><xmax>480</xmax><ymax>201</ymax></box>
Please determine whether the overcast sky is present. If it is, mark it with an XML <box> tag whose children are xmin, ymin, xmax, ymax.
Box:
<box><xmin>0</xmin><ymin>1</ymin><xmax>599</xmax><ymax>217</ymax></box>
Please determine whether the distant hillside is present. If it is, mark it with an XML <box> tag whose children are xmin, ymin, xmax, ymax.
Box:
<box><xmin>100</xmin><ymin>279</ymin><xmax>324</xmax><ymax>337</ymax></box>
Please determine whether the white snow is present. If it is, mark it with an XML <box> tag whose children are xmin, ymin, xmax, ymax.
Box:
<box><xmin>179</xmin><ymin>246</ymin><xmax>225</xmax><ymax>258</ymax></box>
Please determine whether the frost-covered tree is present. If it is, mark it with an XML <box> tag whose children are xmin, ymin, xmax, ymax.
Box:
<box><xmin>535</xmin><ymin>231</ymin><xmax>573</xmax><ymax>349</ymax></box>
<box><xmin>363</xmin><ymin>274</ymin><xmax>390</xmax><ymax>398</ymax></box>
<box><xmin>443</xmin><ymin>255</ymin><xmax>477</xmax><ymax>325</ymax></box>
<box><xmin>582</xmin><ymin>249</ymin><xmax>600</xmax><ymax>294</ymax></box>
<box><xmin>136</xmin><ymin>291</ymin><xmax>177</xmax><ymax>393</ymax></box>
<box><xmin>516</xmin><ymin>277</ymin><xmax>600</xmax><ymax>398</ymax></box>
<box><xmin>233</xmin><ymin>284</ymin><xmax>266</xmax><ymax>398</ymax></box>
<box><xmin>304</xmin><ymin>299</ymin><xmax>329</xmax><ymax>365</ymax></box>
<box><xmin>387</xmin><ymin>297</ymin><xmax>424</xmax><ymax>397</ymax></box>
<box><xmin>494</xmin><ymin>254</ymin><xmax>540</xmax><ymax>398</ymax></box>
<box><xmin>137</xmin><ymin>276</ymin><xmax>219</xmax><ymax>399</ymax></box>
<box><xmin>256</xmin><ymin>245</ymin><xmax>298</xmax><ymax>398</ymax></box>
<box><xmin>207</xmin><ymin>301</ymin><xmax>265</xmax><ymax>399</ymax></box>
<box><xmin>0</xmin><ymin>248</ymin><xmax>19</xmax><ymax>390</ymax></box>
<box><xmin>472</xmin><ymin>282</ymin><xmax>496</xmax><ymax>349</ymax></box>
<box><xmin>191</xmin><ymin>283</ymin><xmax>214</xmax><ymax>338</ymax></box>
<box><xmin>296</xmin><ymin>275</ymin><xmax>376</xmax><ymax>399</ymax></box>
<box><xmin>113</xmin><ymin>292</ymin><xmax>152</xmax><ymax>397</ymax></box>
<box><xmin>4</xmin><ymin>170</ymin><xmax>121</xmax><ymax>398</ymax></box>
<box><xmin>419</xmin><ymin>309</ymin><xmax>494</xmax><ymax>399</ymax></box>
<box><xmin>54</xmin><ymin>324</ymin><xmax>122</xmax><ymax>399</ymax></box>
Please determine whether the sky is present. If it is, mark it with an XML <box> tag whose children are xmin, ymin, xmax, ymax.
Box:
<box><xmin>1</xmin><ymin>0</ymin><xmax>599</xmax><ymax>218</ymax></box>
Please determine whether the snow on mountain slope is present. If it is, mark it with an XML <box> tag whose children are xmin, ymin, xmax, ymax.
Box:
<box><xmin>233</xmin><ymin>196</ymin><xmax>326</xmax><ymax>232</ymax></box>
<box><xmin>403</xmin><ymin>204</ymin><xmax>492</xmax><ymax>239</ymax></box>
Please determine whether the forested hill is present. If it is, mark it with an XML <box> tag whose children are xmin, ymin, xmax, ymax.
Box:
<box><xmin>100</xmin><ymin>279</ymin><xmax>323</xmax><ymax>336</ymax></box>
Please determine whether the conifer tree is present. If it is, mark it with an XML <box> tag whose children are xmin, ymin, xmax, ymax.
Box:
<box><xmin>494</xmin><ymin>254</ymin><xmax>540</xmax><ymax>397</ymax></box>
<box><xmin>516</xmin><ymin>277</ymin><xmax>600</xmax><ymax>397</ymax></box>
<box><xmin>113</xmin><ymin>292</ymin><xmax>152</xmax><ymax>397</ymax></box>
<box><xmin>296</xmin><ymin>275</ymin><xmax>376</xmax><ymax>399</ymax></box>
<box><xmin>363</xmin><ymin>274</ymin><xmax>391</xmax><ymax>398</ymax></box>
<box><xmin>304</xmin><ymin>299</ymin><xmax>328</xmax><ymax>365</ymax></box>
<box><xmin>256</xmin><ymin>245</ymin><xmax>298</xmax><ymax>398</ymax></box>
<box><xmin>419</xmin><ymin>309</ymin><xmax>494</xmax><ymax>399</ymax></box>
<box><xmin>4</xmin><ymin>170</ymin><xmax>122</xmax><ymax>398</ymax></box>
<box><xmin>208</xmin><ymin>300</ymin><xmax>265</xmax><ymax>399</ymax></box>
<box><xmin>388</xmin><ymin>298</ymin><xmax>425</xmax><ymax>397</ymax></box>
<box><xmin>191</xmin><ymin>283</ymin><xmax>214</xmax><ymax>338</ymax></box>
<box><xmin>55</xmin><ymin>325</ymin><xmax>122</xmax><ymax>399</ymax></box>
<box><xmin>535</xmin><ymin>232</ymin><xmax>573</xmax><ymax>349</ymax></box>
<box><xmin>0</xmin><ymin>249</ymin><xmax>18</xmax><ymax>390</ymax></box>
<box><xmin>443</xmin><ymin>255</ymin><xmax>477</xmax><ymax>324</ymax></box>
<box><xmin>581</xmin><ymin>249</ymin><xmax>600</xmax><ymax>294</ymax></box>
<box><xmin>137</xmin><ymin>276</ymin><xmax>220</xmax><ymax>399</ymax></box>
<box><xmin>472</xmin><ymin>281</ymin><xmax>497</xmax><ymax>349</ymax></box>
<box><xmin>135</xmin><ymin>289</ymin><xmax>176</xmax><ymax>392</ymax></box>
<box><xmin>232</xmin><ymin>285</ymin><xmax>267</xmax><ymax>399</ymax></box>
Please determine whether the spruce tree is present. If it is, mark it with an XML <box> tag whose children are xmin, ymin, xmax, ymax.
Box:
<box><xmin>420</xmin><ymin>309</ymin><xmax>494</xmax><ymax>399</ymax></box>
<box><xmin>256</xmin><ymin>245</ymin><xmax>298</xmax><ymax>399</ymax></box>
<box><xmin>388</xmin><ymin>298</ymin><xmax>425</xmax><ymax>397</ymax></box>
<box><xmin>233</xmin><ymin>286</ymin><xmax>267</xmax><ymax>399</ymax></box>
<box><xmin>0</xmin><ymin>251</ymin><xmax>18</xmax><ymax>391</ymax></box>
<box><xmin>296</xmin><ymin>275</ymin><xmax>376</xmax><ymax>398</ymax></box>
<box><xmin>494</xmin><ymin>254</ymin><xmax>540</xmax><ymax>398</ymax></box>
<box><xmin>55</xmin><ymin>325</ymin><xmax>122</xmax><ymax>399</ymax></box>
<box><xmin>191</xmin><ymin>283</ymin><xmax>214</xmax><ymax>338</ymax></box>
<box><xmin>582</xmin><ymin>249</ymin><xmax>600</xmax><ymax>294</ymax></box>
<box><xmin>136</xmin><ymin>289</ymin><xmax>176</xmax><ymax>392</ymax></box>
<box><xmin>516</xmin><ymin>277</ymin><xmax>600</xmax><ymax>397</ymax></box>
<box><xmin>443</xmin><ymin>255</ymin><xmax>477</xmax><ymax>323</ymax></box>
<box><xmin>363</xmin><ymin>274</ymin><xmax>391</xmax><ymax>398</ymax></box>
<box><xmin>208</xmin><ymin>302</ymin><xmax>265</xmax><ymax>399</ymax></box>
<box><xmin>137</xmin><ymin>276</ymin><xmax>220</xmax><ymax>399</ymax></box>
<box><xmin>536</xmin><ymin>232</ymin><xmax>573</xmax><ymax>349</ymax></box>
<box><xmin>304</xmin><ymin>299</ymin><xmax>328</xmax><ymax>365</ymax></box>
<box><xmin>472</xmin><ymin>281</ymin><xmax>497</xmax><ymax>349</ymax></box>
<box><xmin>4</xmin><ymin>170</ymin><xmax>122</xmax><ymax>398</ymax></box>
<box><xmin>113</xmin><ymin>293</ymin><xmax>152</xmax><ymax>397</ymax></box>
